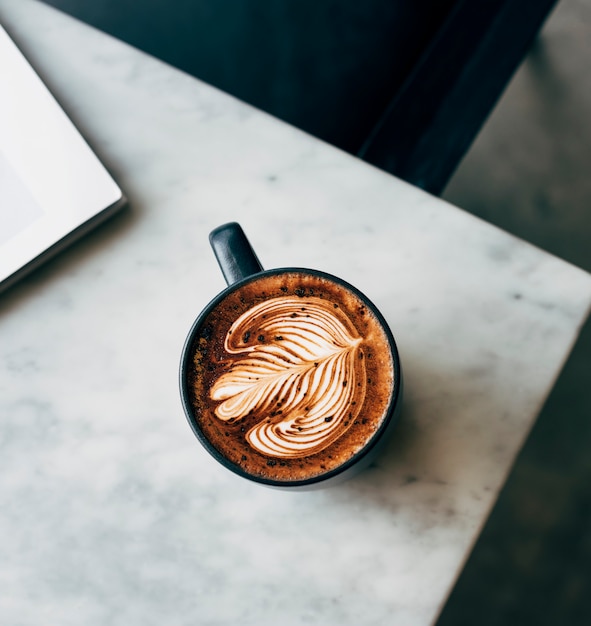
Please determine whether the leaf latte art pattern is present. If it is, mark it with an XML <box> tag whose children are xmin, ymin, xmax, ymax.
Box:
<box><xmin>210</xmin><ymin>296</ymin><xmax>366</xmax><ymax>458</ymax></box>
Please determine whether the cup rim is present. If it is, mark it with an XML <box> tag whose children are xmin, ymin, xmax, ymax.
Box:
<box><xmin>179</xmin><ymin>267</ymin><xmax>402</xmax><ymax>488</ymax></box>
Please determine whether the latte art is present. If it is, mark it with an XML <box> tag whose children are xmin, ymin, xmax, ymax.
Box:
<box><xmin>185</xmin><ymin>269</ymin><xmax>397</xmax><ymax>483</ymax></box>
<box><xmin>210</xmin><ymin>296</ymin><xmax>366</xmax><ymax>458</ymax></box>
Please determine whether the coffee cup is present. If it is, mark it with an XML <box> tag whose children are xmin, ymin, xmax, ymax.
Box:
<box><xmin>179</xmin><ymin>222</ymin><xmax>402</xmax><ymax>489</ymax></box>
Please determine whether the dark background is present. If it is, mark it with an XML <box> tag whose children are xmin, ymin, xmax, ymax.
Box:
<box><xmin>34</xmin><ymin>0</ymin><xmax>456</xmax><ymax>154</ymax></box>
<box><xmin>33</xmin><ymin>0</ymin><xmax>558</xmax><ymax>195</ymax></box>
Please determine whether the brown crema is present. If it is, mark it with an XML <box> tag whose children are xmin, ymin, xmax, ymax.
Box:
<box><xmin>186</xmin><ymin>271</ymin><xmax>395</xmax><ymax>482</ymax></box>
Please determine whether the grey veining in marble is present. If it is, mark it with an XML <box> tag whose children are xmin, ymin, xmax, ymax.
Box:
<box><xmin>0</xmin><ymin>1</ymin><xmax>590</xmax><ymax>625</ymax></box>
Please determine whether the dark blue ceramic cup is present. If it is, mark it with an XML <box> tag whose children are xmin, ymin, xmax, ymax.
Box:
<box><xmin>179</xmin><ymin>222</ymin><xmax>402</xmax><ymax>490</ymax></box>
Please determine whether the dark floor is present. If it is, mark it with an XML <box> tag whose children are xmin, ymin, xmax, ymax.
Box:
<box><xmin>439</xmin><ymin>2</ymin><xmax>591</xmax><ymax>623</ymax></box>
<box><xmin>38</xmin><ymin>1</ymin><xmax>591</xmax><ymax>623</ymax></box>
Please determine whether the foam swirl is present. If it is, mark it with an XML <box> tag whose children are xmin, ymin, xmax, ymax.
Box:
<box><xmin>210</xmin><ymin>296</ymin><xmax>366</xmax><ymax>458</ymax></box>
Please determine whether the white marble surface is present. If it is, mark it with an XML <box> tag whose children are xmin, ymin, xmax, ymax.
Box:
<box><xmin>1</xmin><ymin>1</ymin><xmax>590</xmax><ymax>624</ymax></box>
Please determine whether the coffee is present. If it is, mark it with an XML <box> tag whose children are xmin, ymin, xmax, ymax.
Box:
<box><xmin>184</xmin><ymin>270</ymin><xmax>396</xmax><ymax>483</ymax></box>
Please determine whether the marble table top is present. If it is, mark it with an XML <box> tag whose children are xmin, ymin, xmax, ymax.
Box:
<box><xmin>1</xmin><ymin>1</ymin><xmax>590</xmax><ymax>624</ymax></box>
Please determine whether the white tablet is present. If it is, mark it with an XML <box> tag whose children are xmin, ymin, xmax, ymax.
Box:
<box><xmin>0</xmin><ymin>24</ymin><xmax>126</xmax><ymax>293</ymax></box>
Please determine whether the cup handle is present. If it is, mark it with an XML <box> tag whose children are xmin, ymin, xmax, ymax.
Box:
<box><xmin>209</xmin><ymin>222</ymin><xmax>264</xmax><ymax>286</ymax></box>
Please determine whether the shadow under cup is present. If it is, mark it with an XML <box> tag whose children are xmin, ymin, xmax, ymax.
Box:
<box><xmin>179</xmin><ymin>223</ymin><xmax>403</xmax><ymax>490</ymax></box>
